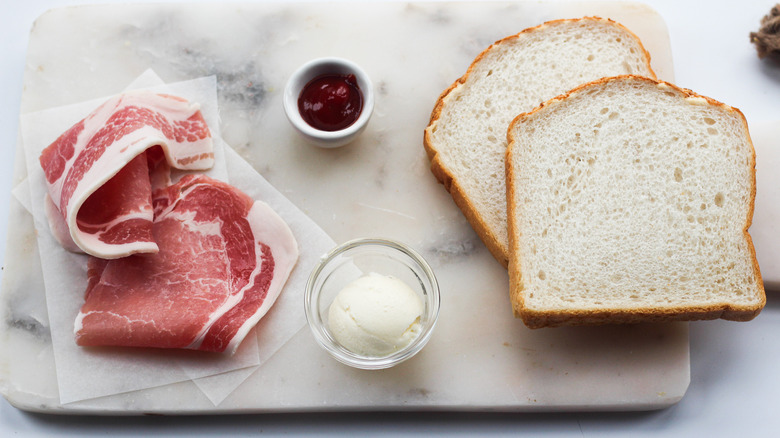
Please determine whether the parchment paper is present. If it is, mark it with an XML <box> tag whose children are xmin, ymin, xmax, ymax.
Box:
<box><xmin>17</xmin><ymin>71</ymin><xmax>335</xmax><ymax>405</ymax></box>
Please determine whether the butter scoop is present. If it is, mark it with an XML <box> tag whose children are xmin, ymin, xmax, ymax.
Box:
<box><xmin>328</xmin><ymin>273</ymin><xmax>423</xmax><ymax>357</ymax></box>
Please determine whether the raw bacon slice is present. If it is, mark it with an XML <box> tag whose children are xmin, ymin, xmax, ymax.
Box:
<box><xmin>39</xmin><ymin>91</ymin><xmax>214</xmax><ymax>259</ymax></box>
<box><xmin>74</xmin><ymin>175</ymin><xmax>299</xmax><ymax>353</ymax></box>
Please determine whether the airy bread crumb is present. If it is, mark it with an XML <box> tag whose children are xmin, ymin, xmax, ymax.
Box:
<box><xmin>424</xmin><ymin>17</ymin><xmax>656</xmax><ymax>267</ymax></box>
<box><xmin>506</xmin><ymin>76</ymin><xmax>765</xmax><ymax>328</ymax></box>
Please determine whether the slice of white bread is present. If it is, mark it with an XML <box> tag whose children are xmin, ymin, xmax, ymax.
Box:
<box><xmin>506</xmin><ymin>75</ymin><xmax>765</xmax><ymax>328</ymax></box>
<box><xmin>424</xmin><ymin>17</ymin><xmax>656</xmax><ymax>267</ymax></box>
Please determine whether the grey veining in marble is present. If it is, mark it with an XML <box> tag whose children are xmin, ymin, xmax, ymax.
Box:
<box><xmin>1</xmin><ymin>2</ymin><xmax>690</xmax><ymax>414</ymax></box>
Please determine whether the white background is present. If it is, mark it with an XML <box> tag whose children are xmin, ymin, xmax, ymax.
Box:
<box><xmin>2</xmin><ymin>0</ymin><xmax>780</xmax><ymax>436</ymax></box>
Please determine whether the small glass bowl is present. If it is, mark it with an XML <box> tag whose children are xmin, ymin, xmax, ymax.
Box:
<box><xmin>304</xmin><ymin>238</ymin><xmax>440</xmax><ymax>370</ymax></box>
<box><xmin>283</xmin><ymin>57</ymin><xmax>374</xmax><ymax>148</ymax></box>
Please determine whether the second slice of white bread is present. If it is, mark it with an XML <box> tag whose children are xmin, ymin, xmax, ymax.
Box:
<box><xmin>424</xmin><ymin>17</ymin><xmax>656</xmax><ymax>267</ymax></box>
<box><xmin>506</xmin><ymin>75</ymin><xmax>765</xmax><ymax>328</ymax></box>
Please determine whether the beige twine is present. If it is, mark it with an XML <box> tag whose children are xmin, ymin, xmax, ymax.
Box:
<box><xmin>750</xmin><ymin>4</ymin><xmax>780</xmax><ymax>59</ymax></box>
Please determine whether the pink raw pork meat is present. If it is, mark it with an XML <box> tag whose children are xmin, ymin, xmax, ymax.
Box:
<box><xmin>74</xmin><ymin>174</ymin><xmax>299</xmax><ymax>353</ymax></box>
<box><xmin>39</xmin><ymin>91</ymin><xmax>214</xmax><ymax>259</ymax></box>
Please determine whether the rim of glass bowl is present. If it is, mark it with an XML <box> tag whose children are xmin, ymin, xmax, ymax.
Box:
<box><xmin>304</xmin><ymin>238</ymin><xmax>441</xmax><ymax>370</ymax></box>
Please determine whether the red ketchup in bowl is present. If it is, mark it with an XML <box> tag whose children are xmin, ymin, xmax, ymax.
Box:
<box><xmin>298</xmin><ymin>74</ymin><xmax>363</xmax><ymax>131</ymax></box>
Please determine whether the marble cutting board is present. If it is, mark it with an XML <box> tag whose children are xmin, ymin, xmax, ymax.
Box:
<box><xmin>0</xmin><ymin>1</ymin><xmax>692</xmax><ymax>413</ymax></box>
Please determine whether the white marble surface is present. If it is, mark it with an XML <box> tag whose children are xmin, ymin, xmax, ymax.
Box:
<box><xmin>1</xmin><ymin>0</ymin><xmax>690</xmax><ymax>414</ymax></box>
<box><xmin>1</xmin><ymin>0</ymin><xmax>779</xmax><ymax>436</ymax></box>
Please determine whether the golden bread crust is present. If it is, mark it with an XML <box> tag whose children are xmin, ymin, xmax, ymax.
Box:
<box><xmin>423</xmin><ymin>17</ymin><xmax>656</xmax><ymax>269</ymax></box>
<box><xmin>505</xmin><ymin>75</ymin><xmax>766</xmax><ymax>328</ymax></box>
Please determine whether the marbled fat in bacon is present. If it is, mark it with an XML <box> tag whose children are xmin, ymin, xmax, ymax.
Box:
<box><xmin>74</xmin><ymin>175</ymin><xmax>299</xmax><ymax>353</ymax></box>
<box><xmin>39</xmin><ymin>92</ymin><xmax>214</xmax><ymax>259</ymax></box>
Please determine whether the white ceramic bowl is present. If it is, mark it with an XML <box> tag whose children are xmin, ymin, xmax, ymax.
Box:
<box><xmin>304</xmin><ymin>238</ymin><xmax>440</xmax><ymax>370</ymax></box>
<box><xmin>283</xmin><ymin>57</ymin><xmax>374</xmax><ymax>148</ymax></box>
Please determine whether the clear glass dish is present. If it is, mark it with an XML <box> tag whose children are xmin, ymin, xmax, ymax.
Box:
<box><xmin>304</xmin><ymin>238</ymin><xmax>440</xmax><ymax>369</ymax></box>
